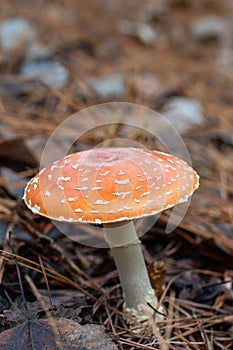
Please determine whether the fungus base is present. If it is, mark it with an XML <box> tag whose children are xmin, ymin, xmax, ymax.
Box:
<box><xmin>104</xmin><ymin>221</ymin><xmax>164</xmax><ymax>323</ymax></box>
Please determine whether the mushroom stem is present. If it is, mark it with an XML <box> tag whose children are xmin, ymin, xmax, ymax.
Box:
<box><xmin>104</xmin><ymin>221</ymin><xmax>161</xmax><ymax>321</ymax></box>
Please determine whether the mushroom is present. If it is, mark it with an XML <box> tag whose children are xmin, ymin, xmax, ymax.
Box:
<box><xmin>23</xmin><ymin>147</ymin><xmax>199</xmax><ymax>322</ymax></box>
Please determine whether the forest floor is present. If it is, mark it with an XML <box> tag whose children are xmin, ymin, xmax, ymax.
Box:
<box><xmin>0</xmin><ymin>0</ymin><xmax>232</xmax><ymax>349</ymax></box>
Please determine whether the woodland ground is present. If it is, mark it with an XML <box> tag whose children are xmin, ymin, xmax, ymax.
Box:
<box><xmin>0</xmin><ymin>1</ymin><xmax>232</xmax><ymax>349</ymax></box>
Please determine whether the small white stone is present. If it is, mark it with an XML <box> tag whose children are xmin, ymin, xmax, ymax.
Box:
<box><xmin>87</xmin><ymin>74</ymin><xmax>127</xmax><ymax>99</ymax></box>
<box><xmin>163</xmin><ymin>97</ymin><xmax>204</xmax><ymax>133</ymax></box>
<box><xmin>119</xmin><ymin>20</ymin><xmax>156</xmax><ymax>46</ymax></box>
<box><xmin>0</xmin><ymin>18</ymin><xmax>36</xmax><ymax>52</ymax></box>
<box><xmin>20</xmin><ymin>60</ymin><xmax>69</xmax><ymax>89</ymax></box>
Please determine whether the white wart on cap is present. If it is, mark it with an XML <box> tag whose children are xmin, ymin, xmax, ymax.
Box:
<box><xmin>23</xmin><ymin>147</ymin><xmax>199</xmax><ymax>223</ymax></box>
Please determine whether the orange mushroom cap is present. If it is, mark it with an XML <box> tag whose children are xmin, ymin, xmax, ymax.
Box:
<box><xmin>23</xmin><ymin>147</ymin><xmax>199</xmax><ymax>224</ymax></box>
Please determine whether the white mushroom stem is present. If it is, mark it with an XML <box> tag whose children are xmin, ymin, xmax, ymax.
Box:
<box><xmin>104</xmin><ymin>220</ymin><xmax>162</xmax><ymax>321</ymax></box>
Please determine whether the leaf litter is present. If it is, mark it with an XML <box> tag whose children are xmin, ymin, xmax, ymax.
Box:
<box><xmin>0</xmin><ymin>0</ymin><xmax>233</xmax><ymax>349</ymax></box>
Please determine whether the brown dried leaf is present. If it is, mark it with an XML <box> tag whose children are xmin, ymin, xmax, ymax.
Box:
<box><xmin>0</xmin><ymin>317</ymin><xmax>117</xmax><ymax>350</ymax></box>
<box><xmin>0</xmin><ymin>139</ymin><xmax>37</xmax><ymax>169</ymax></box>
<box><xmin>147</xmin><ymin>261</ymin><xmax>166</xmax><ymax>299</ymax></box>
<box><xmin>0</xmin><ymin>167</ymin><xmax>26</xmax><ymax>198</ymax></box>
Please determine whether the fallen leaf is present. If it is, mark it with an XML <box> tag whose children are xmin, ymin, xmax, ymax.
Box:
<box><xmin>147</xmin><ymin>261</ymin><xmax>166</xmax><ymax>299</ymax></box>
<box><xmin>0</xmin><ymin>317</ymin><xmax>117</xmax><ymax>350</ymax></box>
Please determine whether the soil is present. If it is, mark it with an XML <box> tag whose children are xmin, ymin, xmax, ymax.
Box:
<box><xmin>0</xmin><ymin>0</ymin><xmax>232</xmax><ymax>349</ymax></box>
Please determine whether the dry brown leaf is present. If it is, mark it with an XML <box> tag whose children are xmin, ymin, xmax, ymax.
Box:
<box><xmin>0</xmin><ymin>317</ymin><xmax>117</xmax><ymax>350</ymax></box>
<box><xmin>147</xmin><ymin>261</ymin><xmax>166</xmax><ymax>299</ymax></box>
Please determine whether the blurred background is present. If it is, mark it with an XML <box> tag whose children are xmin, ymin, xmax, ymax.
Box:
<box><xmin>0</xmin><ymin>0</ymin><xmax>232</xmax><ymax>250</ymax></box>
<box><xmin>0</xmin><ymin>0</ymin><xmax>232</xmax><ymax>348</ymax></box>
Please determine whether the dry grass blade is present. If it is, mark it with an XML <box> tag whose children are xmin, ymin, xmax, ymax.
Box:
<box><xmin>24</xmin><ymin>274</ymin><xmax>64</xmax><ymax>350</ymax></box>
<box><xmin>0</xmin><ymin>250</ymin><xmax>96</xmax><ymax>300</ymax></box>
<box><xmin>19</xmin><ymin>217</ymin><xmax>104</xmax><ymax>292</ymax></box>
<box><xmin>0</xmin><ymin>221</ymin><xmax>15</xmax><ymax>283</ymax></box>
<box><xmin>38</xmin><ymin>256</ymin><xmax>53</xmax><ymax>307</ymax></box>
